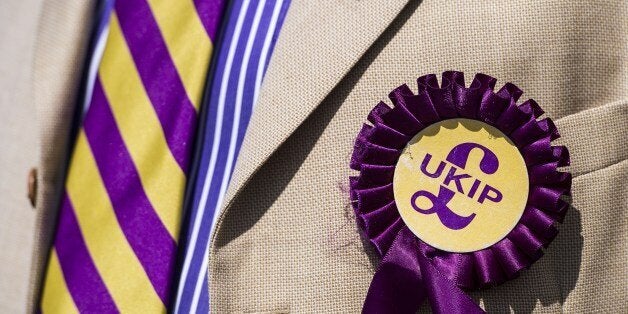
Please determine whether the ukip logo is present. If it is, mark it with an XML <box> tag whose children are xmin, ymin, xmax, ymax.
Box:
<box><xmin>410</xmin><ymin>143</ymin><xmax>503</xmax><ymax>230</ymax></box>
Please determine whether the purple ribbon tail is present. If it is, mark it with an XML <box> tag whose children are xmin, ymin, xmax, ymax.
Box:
<box><xmin>363</xmin><ymin>227</ymin><xmax>484</xmax><ymax>314</ymax></box>
<box><xmin>418</xmin><ymin>253</ymin><xmax>484</xmax><ymax>314</ymax></box>
<box><xmin>363</xmin><ymin>227</ymin><xmax>427</xmax><ymax>314</ymax></box>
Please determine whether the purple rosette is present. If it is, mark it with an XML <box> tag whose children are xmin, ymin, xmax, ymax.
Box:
<box><xmin>350</xmin><ymin>72</ymin><xmax>571</xmax><ymax>313</ymax></box>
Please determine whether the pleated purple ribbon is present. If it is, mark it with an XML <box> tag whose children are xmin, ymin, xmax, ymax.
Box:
<box><xmin>349</xmin><ymin>72</ymin><xmax>571</xmax><ymax>313</ymax></box>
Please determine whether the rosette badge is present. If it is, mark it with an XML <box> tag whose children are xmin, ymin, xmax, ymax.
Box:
<box><xmin>350</xmin><ymin>72</ymin><xmax>571</xmax><ymax>313</ymax></box>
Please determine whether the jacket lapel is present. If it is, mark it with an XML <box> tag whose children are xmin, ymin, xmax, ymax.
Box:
<box><xmin>28</xmin><ymin>1</ymin><xmax>95</xmax><ymax>312</ymax></box>
<box><xmin>218</xmin><ymin>0</ymin><xmax>411</xmax><ymax>218</ymax></box>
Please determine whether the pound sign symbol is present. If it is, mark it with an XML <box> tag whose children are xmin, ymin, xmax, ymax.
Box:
<box><xmin>411</xmin><ymin>185</ymin><xmax>476</xmax><ymax>230</ymax></box>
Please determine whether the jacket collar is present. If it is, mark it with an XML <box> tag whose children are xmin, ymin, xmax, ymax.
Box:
<box><xmin>215</xmin><ymin>0</ymin><xmax>411</xmax><ymax>237</ymax></box>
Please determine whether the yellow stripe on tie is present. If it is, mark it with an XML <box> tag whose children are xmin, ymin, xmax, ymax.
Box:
<box><xmin>98</xmin><ymin>13</ymin><xmax>186</xmax><ymax>240</ymax></box>
<box><xmin>40</xmin><ymin>250</ymin><xmax>79</xmax><ymax>314</ymax></box>
<box><xmin>147</xmin><ymin>0</ymin><xmax>213</xmax><ymax>110</ymax></box>
<box><xmin>66</xmin><ymin>132</ymin><xmax>165</xmax><ymax>313</ymax></box>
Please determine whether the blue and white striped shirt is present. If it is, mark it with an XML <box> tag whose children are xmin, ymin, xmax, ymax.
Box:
<box><xmin>173</xmin><ymin>0</ymin><xmax>291</xmax><ymax>312</ymax></box>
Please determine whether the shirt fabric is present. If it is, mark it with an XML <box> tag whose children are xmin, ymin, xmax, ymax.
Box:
<box><xmin>173</xmin><ymin>0</ymin><xmax>291</xmax><ymax>313</ymax></box>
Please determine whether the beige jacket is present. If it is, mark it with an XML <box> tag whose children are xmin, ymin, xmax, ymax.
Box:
<box><xmin>0</xmin><ymin>0</ymin><xmax>625</xmax><ymax>313</ymax></box>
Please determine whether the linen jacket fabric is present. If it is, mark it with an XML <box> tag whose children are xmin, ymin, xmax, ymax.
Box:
<box><xmin>0</xmin><ymin>0</ymin><xmax>44</xmax><ymax>311</ymax></box>
<box><xmin>4</xmin><ymin>0</ymin><xmax>626</xmax><ymax>313</ymax></box>
<box><xmin>209</xmin><ymin>1</ymin><xmax>627</xmax><ymax>312</ymax></box>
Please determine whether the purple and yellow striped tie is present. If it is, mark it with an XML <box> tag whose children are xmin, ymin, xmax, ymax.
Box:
<box><xmin>39</xmin><ymin>0</ymin><xmax>223</xmax><ymax>312</ymax></box>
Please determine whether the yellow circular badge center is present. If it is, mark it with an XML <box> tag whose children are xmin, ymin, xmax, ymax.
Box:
<box><xmin>393</xmin><ymin>118</ymin><xmax>528</xmax><ymax>253</ymax></box>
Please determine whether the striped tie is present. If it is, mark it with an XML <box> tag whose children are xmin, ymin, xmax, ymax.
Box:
<box><xmin>39</xmin><ymin>0</ymin><xmax>224</xmax><ymax>312</ymax></box>
<box><xmin>173</xmin><ymin>0</ymin><xmax>291</xmax><ymax>312</ymax></box>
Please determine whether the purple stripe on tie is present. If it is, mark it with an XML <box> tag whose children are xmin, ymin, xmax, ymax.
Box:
<box><xmin>114</xmin><ymin>0</ymin><xmax>198</xmax><ymax>172</ymax></box>
<box><xmin>83</xmin><ymin>78</ymin><xmax>177</xmax><ymax>305</ymax></box>
<box><xmin>194</xmin><ymin>0</ymin><xmax>226</xmax><ymax>39</ymax></box>
<box><xmin>54</xmin><ymin>193</ymin><xmax>117</xmax><ymax>313</ymax></box>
